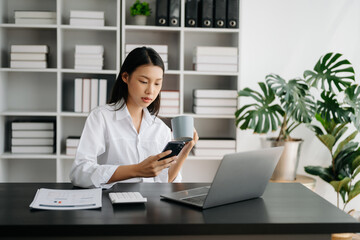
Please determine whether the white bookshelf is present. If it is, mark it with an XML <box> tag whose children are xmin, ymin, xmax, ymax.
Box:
<box><xmin>0</xmin><ymin>0</ymin><xmax>240</xmax><ymax>183</ymax></box>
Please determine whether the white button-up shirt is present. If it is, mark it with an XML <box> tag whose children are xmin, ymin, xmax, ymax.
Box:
<box><xmin>70</xmin><ymin>103</ymin><xmax>181</xmax><ymax>188</ymax></box>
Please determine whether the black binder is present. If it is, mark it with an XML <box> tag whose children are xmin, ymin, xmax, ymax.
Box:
<box><xmin>156</xmin><ymin>0</ymin><xmax>168</xmax><ymax>26</ymax></box>
<box><xmin>199</xmin><ymin>0</ymin><xmax>213</xmax><ymax>28</ymax></box>
<box><xmin>185</xmin><ymin>0</ymin><xmax>198</xmax><ymax>27</ymax></box>
<box><xmin>226</xmin><ymin>0</ymin><xmax>239</xmax><ymax>28</ymax></box>
<box><xmin>214</xmin><ymin>0</ymin><xmax>226</xmax><ymax>28</ymax></box>
<box><xmin>169</xmin><ymin>0</ymin><xmax>180</xmax><ymax>27</ymax></box>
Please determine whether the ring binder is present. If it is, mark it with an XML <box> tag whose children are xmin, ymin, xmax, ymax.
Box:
<box><xmin>227</xmin><ymin>0</ymin><xmax>239</xmax><ymax>28</ymax></box>
<box><xmin>185</xmin><ymin>0</ymin><xmax>198</xmax><ymax>27</ymax></box>
<box><xmin>214</xmin><ymin>0</ymin><xmax>226</xmax><ymax>28</ymax></box>
<box><xmin>156</xmin><ymin>0</ymin><xmax>169</xmax><ymax>26</ymax></box>
<box><xmin>199</xmin><ymin>0</ymin><xmax>213</xmax><ymax>28</ymax></box>
<box><xmin>169</xmin><ymin>0</ymin><xmax>180</xmax><ymax>27</ymax></box>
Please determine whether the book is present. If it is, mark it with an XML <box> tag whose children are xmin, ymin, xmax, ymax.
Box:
<box><xmin>74</xmin><ymin>78</ymin><xmax>83</xmax><ymax>112</ymax></box>
<box><xmin>161</xmin><ymin>90</ymin><xmax>180</xmax><ymax>99</ymax></box>
<box><xmin>90</xmin><ymin>78</ymin><xmax>99</xmax><ymax>110</ymax></box>
<box><xmin>82</xmin><ymin>79</ymin><xmax>91</xmax><ymax>113</ymax></box>
<box><xmin>194</xmin><ymin>63</ymin><xmax>237</xmax><ymax>72</ymax></box>
<box><xmin>15</xmin><ymin>18</ymin><xmax>56</xmax><ymax>25</ymax></box>
<box><xmin>75</xmin><ymin>53</ymin><xmax>103</xmax><ymax>60</ymax></box>
<box><xmin>11</xmin><ymin>45</ymin><xmax>48</xmax><ymax>53</ymax></box>
<box><xmin>75</xmin><ymin>45</ymin><xmax>104</xmax><ymax>54</ymax></box>
<box><xmin>74</xmin><ymin>65</ymin><xmax>103</xmax><ymax>70</ymax></box>
<box><xmin>14</xmin><ymin>11</ymin><xmax>56</xmax><ymax>19</ymax></box>
<box><xmin>12</xmin><ymin>130</ymin><xmax>54</xmax><ymax>138</ymax></box>
<box><xmin>66</xmin><ymin>137</ymin><xmax>80</xmax><ymax>147</ymax></box>
<box><xmin>193</xmin><ymin>89</ymin><xmax>238</xmax><ymax>98</ymax></box>
<box><xmin>192</xmin><ymin>148</ymin><xmax>236</xmax><ymax>157</ymax></box>
<box><xmin>66</xmin><ymin>147</ymin><xmax>77</xmax><ymax>156</ymax></box>
<box><xmin>159</xmin><ymin>106</ymin><xmax>179</xmax><ymax>114</ymax></box>
<box><xmin>125</xmin><ymin>44</ymin><xmax>168</xmax><ymax>54</ymax></box>
<box><xmin>193</xmin><ymin>55</ymin><xmax>238</xmax><ymax>64</ymax></box>
<box><xmin>98</xmin><ymin>79</ymin><xmax>107</xmax><ymax>106</ymax></box>
<box><xmin>74</xmin><ymin>57</ymin><xmax>103</xmax><ymax>66</ymax></box>
<box><xmin>70</xmin><ymin>10</ymin><xmax>105</xmax><ymax>19</ymax></box>
<box><xmin>10</xmin><ymin>53</ymin><xmax>47</xmax><ymax>61</ymax></box>
<box><xmin>194</xmin><ymin>46</ymin><xmax>238</xmax><ymax>56</ymax></box>
<box><xmin>10</xmin><ymin>61</ymin><xmax>47</xmax><ymax>69</ymax></box>
<box><xmin>195</xmin><ymin>138</ymin><xmax>236</xmax><ymax>148</ymax></box>
<box><xmin>12</xmin><ymin>122</ymin><xmax>54</xmax><ymax>130</ymax></box>
<box><xmin>11</xmin><ymin>146</ymin><xmax>54</xmax><ymax>154</ymax></box>
<box><xmin>12</xmin><ymin>138</ymin><xmax>54</xmax><ymax>146</ymax></box>
<box><xmin>126</xmin><ymin>52</ymin><xmax>168</xmax><ymax>62</ymax></box>
<box><xmin>70</xmin><ymin>18</ymin><xmax>104</xmax><ymax>27</ymax></box>
<box><xmin>161</xmin><ymin>99</ymin><xmax>179</xmax><ymax>107</ymax></box>
<box><xmin>193</xmin><ymin>106</ymin><xmax>236</xmax><ymax>115</ymax></box>
<box><xmin>194</xmin><ymin>98</ymin><xmax>237</xmax><ymax>107</ymax></box>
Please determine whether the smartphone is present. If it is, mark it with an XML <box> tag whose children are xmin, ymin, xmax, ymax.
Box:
<box><xmin>158</xmin><ymin>141</ymin><xmax>185</xmax><ymax>161</ymax></box>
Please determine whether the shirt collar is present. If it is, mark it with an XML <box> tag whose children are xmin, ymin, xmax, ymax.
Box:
<box><xmin>114</xmin><ymin>101</ymin><xmax>157</xmax><ymax>125</ymax></box>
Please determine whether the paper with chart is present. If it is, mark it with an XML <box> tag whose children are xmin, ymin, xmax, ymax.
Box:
<box><xmin>29</xmin><ymin>188</ymin><xmax>102</xmax><ymax>210</ymax></box>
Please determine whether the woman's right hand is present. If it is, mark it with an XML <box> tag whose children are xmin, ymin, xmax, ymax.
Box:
<box><xmin>135</xmin><ymin>150</ymin><xmax>177</xmax><ymax>178</ymax></box>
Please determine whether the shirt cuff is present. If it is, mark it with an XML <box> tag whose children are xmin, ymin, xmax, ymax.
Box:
<box><xmin>90</xmin><ymin>165</ymin><xmax>118</xmax><ymax>188</ymax></box>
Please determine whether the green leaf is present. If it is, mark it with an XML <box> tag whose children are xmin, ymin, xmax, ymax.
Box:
<box><xmin>333</xmin><ymin>142</ymin><xmax>359</xmax><ymax>177</ymax></box>
<box><xmin>344</xmin><ymin>84</ymin><xmax>360</xmax><ymax>132</ymax></box>
<box><xmin>304</xmin><ymin>52</ymin><xmax>355</xmax><ymax>93</ymax></box>
<box><xmin>304</xmin><ymin>166</ymin><xmax>334</xmax><ymax>182</ymax></box>
<box><xmin>316</xmin><ymin>91</ymin><xmax>352</xmax><ymax>124</ymax></box>
<box><xmin>352</xmin><ymin>155</ymin><xmax>360</xmax><ymax>173</ymax></box>
<box><xmin>330</xmin><ymin>177</ymin><xmax>351</xmax><ymax>193</ymax></box>
<box><xmin>334</xmin><ymin>131</ymin><xmax>358</xmax><ymax>159</ymax></box>
<box><xmin>348</xmin><ymin>181</ymin><xmax>360</xmax><ymax>202</ymax></box>
<box><xmin>317</xmin><ymin>134</ymin><xmax>335</xmax><ymax>152</ymax></box>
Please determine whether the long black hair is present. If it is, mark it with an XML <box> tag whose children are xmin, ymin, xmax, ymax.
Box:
<box><xmin>109</xmin><ymin>47</ymin><xmax>165</xmax><ymax>115</ymax></box>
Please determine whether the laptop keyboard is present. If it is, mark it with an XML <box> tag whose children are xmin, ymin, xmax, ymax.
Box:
<box><xmin>181</xmin><ymin>194</ymin><xmax>207</xmax><ymax>205</ymax></box>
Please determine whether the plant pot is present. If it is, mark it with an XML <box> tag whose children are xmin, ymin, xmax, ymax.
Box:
<box><xmin>261</xmin><ymin>138</ymin><xmax>303</xmax><ymax>181</ymax></box>
<box><xmin>132</xmin><ymin>15</ymin><xmax>147</xmax><ymax>25</ymax></box>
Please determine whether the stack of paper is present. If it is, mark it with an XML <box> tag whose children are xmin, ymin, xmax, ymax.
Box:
<box><xmin>193</xmin><ymin>46</ymin><xmax>238</xmax><ymax>72</ymax></box>
<box><xmin>193</xmin><ymin>89</ymin><xmax>237</xmax><ymax>115</ymax></box>
<box><xmin>74</xmin><ymin>78</ymin><xmax>107</xmax><ymax>113</ymax></box>
<box><xmin>66</xmin><ymin>136</ymin><xmax>80</xmax><ymax>156</ymax></box>
<box><xmin>14</xmin><ymin>11</ymin><xmax>56</xmax><ymax>25</ymax></box>
<box><xmin>193</xmin><ymin>138</ymin><xmax>236</xmax><ymax>157</ymax></box>
<box><xmin>70</xmin><ymin>10</ymin><xmax>104</xmax><ymax>26</ymax></box>
<box><xmin>11</xmin><ymin>122</ymin><xmax>55</xmax><ymax>154</ymax></box>
<box><xmin>159</xmin><ymin>90</ymin><xmax>180</xmax><ymax>115</ymax></box>
<box><xmin>10</xmin><ymin>45</ymin><xmax>48</xmax><ymax>69</ymax></box>
<box><xmin>125</xmin><ymin>44</ymin><xmax>168</xmax><ymax>70</ymax></box>
<box><xmin>75</xmin><ymin>45</ymin><xmax>104</xmax><ymax>70</ymax></box>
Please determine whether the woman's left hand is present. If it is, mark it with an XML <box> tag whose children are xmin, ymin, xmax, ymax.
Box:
<box><xmin>179</xmin><ymin>128</ymin><xmax>199</xmax><ymax>156</ymax></box>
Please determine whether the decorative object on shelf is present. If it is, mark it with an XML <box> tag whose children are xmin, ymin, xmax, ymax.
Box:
<box><xmin>69</xmin><ymin>10</ymin><xmax>105</xmax><ymax>27</ymax></box>
<box><xmin>130</xmin><ymin>0</ymin><xmax>151</xmax><ymax>25</ymax></box>
<box><xmin>303</xmin><ymin>53</ymin><xmax>360</xmax><ymax>213</ymax></box>
<box><xmin>74</xmin><ymin>45</ymin><xmax>104</xmax><ymax>70</ymax></box>
<box><xmin>10</xmin><ymin>45</ymin><xmax>48</xmax><ymax>69</ymax></box>
<box><xmin>193</xmin><ymin>46</ymin><xmax>238</xmax><ymax>72</ymax></box>
<box><xmin>14</xmin><ymin>11</ymin><xmax>56</xmax><ymax>25</ymax></box>
<box><xmin>235</xmin><ymin>65</ymin><xmax>316</xmax><ymax>181</ymax></box>
<box><xmin>193</xmin><ymin>89</ymin><xmax>237</xmax><ymax>115</ymax></box>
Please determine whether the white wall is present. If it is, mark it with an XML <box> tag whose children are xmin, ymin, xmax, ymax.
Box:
<box><xmin>238</xmin><ymin>0</ymin><xmax>360</xmax><ymax>211</ymax></box>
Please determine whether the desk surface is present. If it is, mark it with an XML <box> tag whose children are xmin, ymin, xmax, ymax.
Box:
<box><xmin>0</xmin><ymin>182</ymin><xmax>359</xmax><ymax>237</ymax></box>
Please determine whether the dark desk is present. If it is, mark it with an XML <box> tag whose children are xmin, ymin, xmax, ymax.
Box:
<box><xmin>0</xmin><ymin>182</ymin><xmax>359</xmax><ymax>240</ymax></box>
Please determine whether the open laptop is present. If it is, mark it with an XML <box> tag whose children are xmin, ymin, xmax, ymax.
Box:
<box><xmin>160</xmin><ymin>147</ymin><xmax>284</xmax><ymax>209</ymax></box>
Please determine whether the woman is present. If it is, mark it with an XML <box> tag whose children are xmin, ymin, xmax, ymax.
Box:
<box><xmin>70</xmin><ymin>47</ymin><xmax>198</xmax><ymax>188</ymax></box>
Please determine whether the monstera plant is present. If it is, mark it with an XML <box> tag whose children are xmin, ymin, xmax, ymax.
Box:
<box><xmin>304</xmin><ymin>53</ymin><xmax>360</xmax><ymax>211</ymax></box>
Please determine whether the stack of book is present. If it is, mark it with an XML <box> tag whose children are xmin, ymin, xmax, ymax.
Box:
<box><xmin>70</xmin><ymin>10</ymin><xmax>105</xmax><ymax>27</ymax></box>
<box><xmin>193</xmin><ymin>138</ymin><xmax>236</xmax><ymax>157</ymax></box>
<box><xmin>193</xmin><ymin>46</ymin><xmax>238</xmax><ymax>72</ymax></box>
<box><xmin>66</xmin><ymin>136</ymin><xmax>80</xmax><ymax>156</ymax></box>
<box><xmin>10</xmin><ymin>45</ymin><xmax>48</xmax><ymax>69</ymax></box>
<box><xmin>125</xmin><ymin>44</ymin><xmax>168</xmax><ymax>70</ymax></box>
<box><xmin>159</xmin><ymin>90</ymin><xmax>180</xmax><ymax>115</ymax></box>
<box><xmin>74</xmin><ymin>78</ymin><xmax>107</xmax><ymax>113</ymax></box>
<box><xmin>11</xmin><ymin>121</ymin><xmax>55</xmax><ymax>154</ymax></box>
<box><xmin>14</xmin><ymin>11</ymin><xmax>56</xmax><ymax>25</ymax></box>
<box><xmin>193</xmin><ymin>89</ymin><xmax>237</xmax><ymax>115</ymax></box>
<box><xmin>74</xmin><ymin>45</ymin><xmax>104</xmax><ymax>70</ymax></box>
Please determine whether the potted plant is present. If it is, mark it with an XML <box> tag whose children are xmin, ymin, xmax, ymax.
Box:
<box><xmin>129</xmin><ymin>0</ymin><xmax>151</xmax><ymax>25</ymax></box>
<box><xmin>303</xmin><ymin>52</ymin><xmax>360</xmax><ymax>212</ymax></box>
<box><xmin>236</xmin><ymin>73</ymin><xmax>316</xmax><ymax>180</ymax></box>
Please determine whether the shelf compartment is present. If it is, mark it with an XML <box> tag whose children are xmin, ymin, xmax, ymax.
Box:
<box><xmin>59</xmin><ymin>116</ymin><xmax>86</xmax><ymax>155</ymax></box>
<box><xmin>61</xmin><ymin>29</ymin><xmax>117</xmax><ymax>70</ymax></box>
<box><xmin>57</xmin><ymin>158</ymin><xmax>74</xmax><ymax>182</ymax></box>
<box><xmin>0</xmin><ymin>72</ymin><xmax>57</xmax><ymax>112</ymax></box>
<box><xmin>0</xmin><ymin>158</ymin><xmax>56</xmax><ymax>182</ymax></box>
<box><xmin>61</xmin><ymin>72</ymin><xmax>116</xmax><ymax>112</ymax></box>
<box><xmin>0</xmin><ymin>0</ymin><xmax>56</xmax><ymax>24</ymax></box>
<box><xmin>0</xmin><ymin>24</ymin><xmax>57</xmax><ymax>29</ymax></box>
<box><xmin>184</xmin><ymin>31</ymin><xmax>239</xmax><ymax>71</ymax></box>
<box><xmin>60</xmin><ymin>25</ymin><xmax>117</xmax><ymax>31</ymax></box>
<box><xmin>194</xmin><ymin>118</ymin><xmax>237</xmax><ymax>139</ymax></box>
<box><xmin>125</xmin><ymin>29</ymin><xmax>180</xmax><ymax>71</ymax></box>
<box><xmin>61</xmin><ymin>0</ymin><xmax>118</xmax><ymax>27</ymax></box>
<box><xmin>181</xmin><ymin>160</ymin><xmax>221</xmax><ymax>183</ymax></box>
<box><xmin>0</xmin><ymin>28</ymin><xmax>57</xmax><ymax>68</ymax></box>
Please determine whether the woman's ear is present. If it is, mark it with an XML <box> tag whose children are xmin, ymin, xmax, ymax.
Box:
<box><xmin>122</xmin><ymin>72</ymin><xmax>129</xmax><ymax>84</ymax></box>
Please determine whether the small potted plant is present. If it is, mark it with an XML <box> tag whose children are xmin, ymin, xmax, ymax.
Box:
<box><xmin>303</xmin><ymin>53</ymin><xmax>360</xmax><ymax>212</ymax></box>
<box><xmin>129</xmin><ymin>0</ymin><xmax>151</xmax><ymax>25</ymax></box>
<box><xmin>236</xmin><ymin>72</ymin><xmax>316</xmax><ymax>181</ymax></box>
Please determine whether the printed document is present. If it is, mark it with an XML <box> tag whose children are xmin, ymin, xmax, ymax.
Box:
<box><xmin>29</xmin><ymin>188</ymin><xmax>102</xmax><ymax>210</ymax></box>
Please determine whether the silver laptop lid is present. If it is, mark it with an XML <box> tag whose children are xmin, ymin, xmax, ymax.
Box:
<box><xmin>203</xmin><ymin>147</ymin><xmax>283</xmax><ymax>209</ymax></box>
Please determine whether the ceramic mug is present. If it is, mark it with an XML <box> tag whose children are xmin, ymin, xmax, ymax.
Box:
<box><xmin>171</xmin><ymin>116</ymin><xmax>194</xmax><ymax>142</ymax></box>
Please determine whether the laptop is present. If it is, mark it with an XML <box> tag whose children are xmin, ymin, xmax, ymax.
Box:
<box><xmin>160</xmin><ymin>147</ymin><xmax>284</xmax><ymax>209</ymax></box>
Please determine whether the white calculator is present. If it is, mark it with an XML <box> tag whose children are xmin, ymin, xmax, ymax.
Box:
<box><xmin>109</xmin><ymin>192</ymin><xmax>147</xmax><ymax>204</ymax></box>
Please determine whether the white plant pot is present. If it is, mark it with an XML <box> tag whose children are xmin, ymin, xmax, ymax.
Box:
<box><xmin>133</xmin><ymin>15</ymin><xmax>147</xmax><ymax>25</ymax></box>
